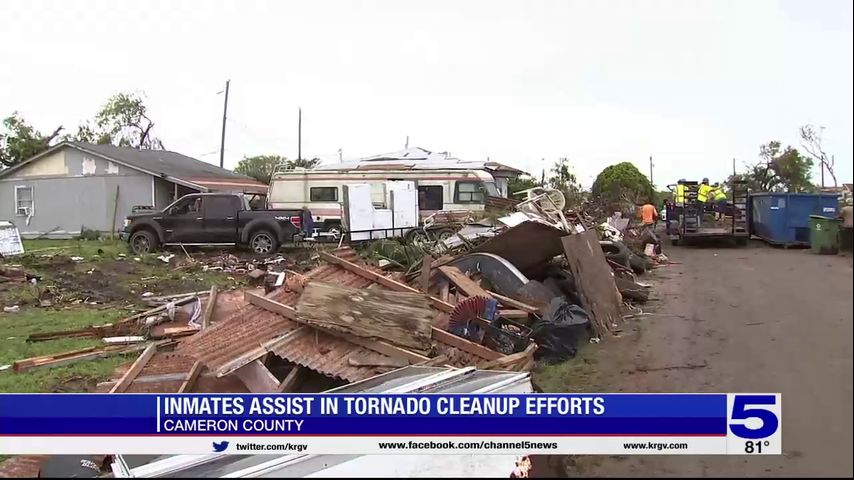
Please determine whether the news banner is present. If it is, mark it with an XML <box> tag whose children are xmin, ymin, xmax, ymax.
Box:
<box><xmin>0</xmin><ymin>393</ymin><xmax>781</xmax><ymax>455</ymax></box>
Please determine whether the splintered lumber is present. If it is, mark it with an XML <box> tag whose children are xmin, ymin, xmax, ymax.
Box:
<box><xmin>319</xmin><ymin>251</ymin><xmax>454</xmax><ymax>313</ymax></box>
<box><xmin>420</xmin><ymin>254</ymin><xmax>433</xmax><ymax>292</ymax></box>
<box><xmin>246</xmin><ymin>291</ymin><xmax>429</xmax><ymax>364</ymax></box>
<box><xmin>276</xmin><ymin>365</ymin><xmax>306</xmax><ymax>393</ymax></box>
<box><xmin>488</xmin><ymin>291</ymin><xmax>542</xmax><ymax>315</ymax></box>
<box><xmin>103</xmin><ymin>336</ymin><xmax>146</xmax><ymax>345</ymax></box>
<box><xmin>201</xmin><ymin>285</ymin><xmax>218</xmax><ymax>328</ymax></box>
<box><xmin>109</xmin><ymin>343</ymin><xmax>158</xmax><ymax>393</ymax></box>
<box><xmin>296</xmin><ymin>281</ymin><xmax>434</xmax><ymax>354</ymax></box>
<box><xmin>561</xmin><ymin>231</ymin><xmax>623</xmax><ymax>336</ymax></box>
<box><xmin>415</xmin><ymin>354</ymin><xmax>449</xmax><ymax>366</ymax></box>
<box><xmin>438</xmin><ymin>266</ymin><xmax>493</xmax><ymax>299</ymax></box>
<box><xmin>478</xmin><ymin>342</ymin><xmax>537</xmax><ymax>370</ymax></box>
<box><xmin>498</xmin><ymin>309</ymin><xmax>530</xmax><ymax>319</ymax></box>
<box><xmin>178</xmin><ymin>361</ymin><xmax>204</xmax><ymax>393</ymax></box>
<box><xmin>234</xmin><ymin>359</ymin><xmax>280</xmax><ymax>393</ymax></box>
<box><xmin>13</xmin><ymin>347</ymin><xmax>99</xmax><ymax>372</ymax></box>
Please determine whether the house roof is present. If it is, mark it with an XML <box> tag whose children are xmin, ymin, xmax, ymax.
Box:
<box><xmin>1</xmin><ymin>142</ymin><xmax>267</xmax><ymax>193</ymax></box>
<box><xmin>315</xmin><ymin>146</ymin><xmax>526</xmax><ymax>176</ymax></box>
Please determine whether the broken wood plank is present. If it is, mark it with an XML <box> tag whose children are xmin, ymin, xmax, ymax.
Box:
<box><xmin>348</xmin><ymin>354</ymin><xmax>408</xmax><ymax>369</ymax></box>
<box><xmin>245</xmin><ymin>290</ymin><xmax>297</xmax><ymax>319</ymax></box>
<box><xmin>201</xmin><ymin>285</ymin><xmax>218</xmax><ymax>329</ymax></box>
<box><xmin>247</xmin><ymin>292</ymin><xmax>429</xmax><ymax>364</ymax></box>
<box><xmin>561</xmin><ymin>231</ymin><xmax>623</xmax><ymax>336</ymax></box>
<box><xmin>488</xmin><ymin>291</ymin><xmax>542</xmax><ymax>314</ymax></box>
<box><xmin>276</xmin><ymin>365</ymin><xmax>305</xmax><ymax>393</ymax></box>
<box><xmin>432</xmin><ymin>328</ymin><xmax>503</xmax><ymax>361</ymax></box>
<box><xmin>478</xmin><ymin>342</ymin><xmax>537</xmax><ymax>369</ymax></box>
<box><xmin>415</xmin><ymin>354</ymin><xmax>449</xmax><ymax>366</ymax></box>
<box><xmin>110</xmin><ymin>343</ymin><xmax>158</xmax><ymax>393</ymax></box>
<box><xmin>13</xmin><ymin>346</ymin><xmax>99</xmax><ymax>372</ymax></box>
<box><xmin>439</xmin><ymin>280</ymin><xmax>450</xmax><ymax>302</ymax></box>
<box><xmin>296</xmin><ymin>281</ymin><xmax>434</xmax><ymax>353</ymax></box>
<box><xmin>103</xmin><ymin>336</ymin><xmax>146</xmax><ymax>345</ymax></box>
<box><xmin>517</xmin><ymin>357</ymin><xmax>535</xmax><ymax>372</ymax></box>
<box><xmin>438</xmin><ymin>266</ymin><xmax>493</xmax><ymax>299</ymax></box>
<box><xmin>498</xmin><ymin>309</ymin><xmax>530</xmax><ymax>319</ymax></box>
<box><xmin>234</xmin><ymin>359</ymin><xmax>280</xmax><ymax>393</ymax></box>
<box><xmin>319</xmin><ymin>251</ymin><xmax>454</xmax><ymax>313</ymax></box>
<box><xmin>178</xmin><ymin>361</ymin><xmax>204</xmax><ymax>393</ymax></box>
<box><xmin>420</xmin><ymin>254</ymin><xmax>433</xmax><ymax>292</ymax></box>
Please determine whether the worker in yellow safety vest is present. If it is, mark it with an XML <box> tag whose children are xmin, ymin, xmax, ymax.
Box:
<box><xmin>668</xmin><ymin>179</ymin><xmax>687</xmax><ymax>206</ymax></box>
<box><xmin>713</xmin><ymin>184</ymin><xmax>728</xmax><ymax>219</ymax></box>
<box><xmin>697</xmin><ymin>178</ymin><xmax>713</xmax><ymax>204</ymax></box>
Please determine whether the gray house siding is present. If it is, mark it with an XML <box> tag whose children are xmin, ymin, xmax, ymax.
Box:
<box><xmin>0</xmin><ymin>147</ymin><xmax>154</xmax><ymax>238</ymax></box>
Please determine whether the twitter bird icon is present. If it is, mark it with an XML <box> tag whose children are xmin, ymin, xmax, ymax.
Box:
<box><xmin>212</xmin><ymin>441</ymin><xmax>229</xmax><ymax>453</ymax></box>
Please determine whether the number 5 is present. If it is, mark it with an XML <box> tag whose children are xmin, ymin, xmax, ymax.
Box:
<box><xmin>729</xmin><ymin>395</ymin><xmax>778</xmax><ymax>439</ymax></box>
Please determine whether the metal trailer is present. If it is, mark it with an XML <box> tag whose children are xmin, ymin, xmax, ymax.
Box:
<box><xmin>670</xmin><ymin>180</ymin><xmax>749</xmax><ymax>246</ymax></box>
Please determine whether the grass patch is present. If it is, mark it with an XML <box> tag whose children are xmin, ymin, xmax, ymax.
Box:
<box><xmin>0</xmin><ymin>307</ymin><xmax>128</xmax><ymax>393</ymax></box>
<box><xmin>21</xmin><ymin>238</ymin><xmax>128</xmax><ymax>260</ymax></box>
<box><xmin>533</xmin><ymin>342</ymin><xmax>600</xmax><ymax>393</ymax></box>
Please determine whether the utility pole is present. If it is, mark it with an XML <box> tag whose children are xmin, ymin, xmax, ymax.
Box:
<box><xmin>821</xmin><ymin>161</ymin><xmax>826</xmax><ymax>188</ymax></box>
<box><xmin>405</xmin><ymin>135</ymin><xmax>409</xmax><ymax>149</ymax></box>
<box><xmin>219</xmin><ymin>80</ymin><xmax>230</xmax><ymax>168</ymax></box>
<box><xmin>338</xmin><ymin>148</ymin><xmax>343</xmax><ymax>162</ymax></box>
<box><xmin>649</xmin><ymin>155</ymin><xmax>654</xmax><ymax>185</ymax></box>
<box><xmin>297</xmin><ymin>107</ymin><xmax>302</xmax><ymax>161</ymax></box>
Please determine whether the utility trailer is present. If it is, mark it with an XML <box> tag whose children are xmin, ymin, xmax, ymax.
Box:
<box><xmin>670</xmin><ymin>180</ymin><xmax>749</xmax><ymax>246</ymax></box>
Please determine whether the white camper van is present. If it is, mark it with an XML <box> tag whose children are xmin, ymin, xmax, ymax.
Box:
<box><xmin>268</xmin><ymin>168</ymin><xmax>501</xmax><ymax>235</ymax></box>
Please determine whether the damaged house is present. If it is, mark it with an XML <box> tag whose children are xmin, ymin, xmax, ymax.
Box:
<box><xmin>0</xmin><ymin>142</ymin><xmax>267</xmax><ymax>238</ymax></box>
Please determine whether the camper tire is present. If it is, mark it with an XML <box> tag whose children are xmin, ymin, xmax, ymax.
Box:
<box><xmin>129</xmin><ymin>229</ymin><xmax>159</xmax><ymax>255</ymax></box>
<box><xmin>249</xmin><ymin>230</ymin><xmax>279</xmax><ymax>255</ymax></box>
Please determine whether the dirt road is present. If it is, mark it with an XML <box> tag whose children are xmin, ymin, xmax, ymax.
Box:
<box><xmin>563</xmin><ymin>242</ymin><xmax>853</xmax><ymax>477</ymax></box>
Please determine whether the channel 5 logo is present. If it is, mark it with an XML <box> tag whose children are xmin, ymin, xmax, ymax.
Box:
<box><xmin>728</xmin><ymin>394</ymin><xmax>780</xmax><ymax>439</ymax></box>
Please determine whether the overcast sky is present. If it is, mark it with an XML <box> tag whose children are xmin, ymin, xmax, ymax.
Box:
<box><xmin>1</xmin><ymin>0</ymin><xmax>851</xmax><ymax>187</ymax></box>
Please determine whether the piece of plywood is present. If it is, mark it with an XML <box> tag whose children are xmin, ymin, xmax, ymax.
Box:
<box><xmin>234</xmin><ymin>359</ymin><xmax>280</xmax><ymax>393</ymax></box>
<box><xmin>109</xmin><ymin>343</ymin><xmax>158</xmax><ymax>393</ymax></box>
<box><xmin>247</xmin><ymin>292</ymin><xmax>429</xmax><ymax>364</ymax></box>
<box><xmin>420</xmin><ymin>254</ymin><xmax>433</xmax><ymax>292</ymax></box>
<box><xmin>296</xmin><ymin>281</ymin><xmax>434</xmax><ymax>354</ymax></box>
<box><xmin>319</xmin><ymin>252</ymin><xmax>454</xmax><ymax>313</ymax></box>
<box><xmin>438</xmin><ymin>266</ymin><xmax>493</xmax><ymax>299</ymax></box>
<box><xmin>561</xmin><ymin>231</ymin><xmax>623</xmax><ymax>336</ymax></box>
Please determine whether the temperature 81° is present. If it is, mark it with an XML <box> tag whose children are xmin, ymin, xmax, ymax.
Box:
<box><xmin>744</xmin><ymin>440</ymin><xmax>771</xmax><ymax>454</ymax></box>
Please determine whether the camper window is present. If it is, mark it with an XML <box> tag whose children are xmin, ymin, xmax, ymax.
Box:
<box><xmin>310</xmin><ymin>187</ymin><xmax>338</xmax><ymax>202</ymax></box>
<box><xmin>418</xmin><ymin>186</ymin><xmax>443</xmax><ymax>210</ymax></box>
<box><xmin>455</xmin><ymin>181</ymin><xmax>485</xmax><ymax>204</ymax></box>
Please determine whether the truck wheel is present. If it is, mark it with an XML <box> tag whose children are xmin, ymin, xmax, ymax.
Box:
<box><xmin>249</xmin><ymin>230</ymin><xmax>278</xmax><ymax>255</ymax></box>
<box><xmin>130</xmin><ymin>230</ymin><xmax>158</xmax><ymax>254</ymax></box>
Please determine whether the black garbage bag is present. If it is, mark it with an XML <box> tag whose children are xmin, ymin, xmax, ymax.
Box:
<box><xmin>530</xmin><ymin>298</ymin><xmax>590</xmax><ymax>364</ymax></box>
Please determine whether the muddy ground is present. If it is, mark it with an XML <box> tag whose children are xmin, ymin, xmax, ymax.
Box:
<box><xmin>536</xmin><ymin>241</ymin><xmax>853</xmax><ymax>477</ymax></box>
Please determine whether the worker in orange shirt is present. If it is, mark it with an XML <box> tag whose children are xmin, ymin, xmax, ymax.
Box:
<box><xmin>639</xmin><ymin>201</ymin><xmax>659</xmax><ymax>228</ymax></box>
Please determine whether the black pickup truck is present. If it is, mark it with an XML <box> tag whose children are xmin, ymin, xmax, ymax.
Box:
<box><xmin>121</xmin><ymin>193</ymin><xmax>312</xmax><ymax>255</ymax></box>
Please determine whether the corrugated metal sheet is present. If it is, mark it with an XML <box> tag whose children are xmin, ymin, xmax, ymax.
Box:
<box><xmin>267</xmin><ymin>327</ymin><xmax>394</xmax><ymax>383</ymax></box>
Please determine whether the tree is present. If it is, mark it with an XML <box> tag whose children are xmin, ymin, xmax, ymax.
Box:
<box><xmin>69</xmin><ymin>92</ymin><xmax>164</xmax><ymax>149</ymax></box>
<box><xmin>235</xmin><ymin>155</ymin><xmax>322</xmax><ymax>183</ymax></box>
<box><xmin>799</xmin><ymin>125</ymin><xmax>836</xmax><ymax>188</ymax></box>
<box><xmin>546</xmin><ymin>157</ymin><xmax>584</xmax><ymax>207</ymax></box>
<box><xmin>0</xmin><ymin>112</ymin><xmax>63</xmax><ymax>167</ymax></box>
<box><xmin>591</xmin><ymin>162</ymin><xmax>654</xmax><ymax>205</ymax></box>
<box><xmin>731</xmin><ymin>141</ymin><xmax>814</xmax><ymax>192</ymax></box>
<box><xmin>506</xmin><ymin>174</ymin><xmax>541</xmax><ymax>197</ymax></box>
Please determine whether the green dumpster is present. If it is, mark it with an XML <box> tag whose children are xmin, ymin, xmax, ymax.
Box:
<box><xmin>808</xmin><ymin>215</ymin><xmax>840</xmax><ymax>254</ymax></box>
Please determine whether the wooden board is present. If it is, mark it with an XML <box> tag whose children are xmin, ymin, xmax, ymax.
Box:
<box><xmin>234</xmin><ymin>359</ymin><xmax>280</xmax><ymax>393</ymax></box>
<box><xmin>296</xmin><ymin>281</ymin><xmax>434</xmax><ymax>354</ymax></box>
<box><xmin>488</xmin><ymin>291</ymin><xmax>542</xmax><ymax>315</ymax></box>
<box><xmin>276</xmin><ymin>366</ymin><xmax>306</xmax><ymax>393</ymax></box>
<box><xmin>420</xmin><ymin>254</ymin><xmax>433</xmax><ymax>292</ymax></box>
<box><xmin>178</xmin><ymin>361</ymin><xmax>204</xmax><ymax>393</ymax></box>
<box><xmin>438</xmin><ymin>266</ymin><xmax>493</xmax><ymax>299</ymax></box>
<box><xmin>319</xmin><ymin>252</ymin><xmax>454</xmax><ymax>313</ymax></box>
<box><xmin>201</xmin><ymin>285</ymin><xmax>218</xmax><ymax>329</ymax></box>
<box><xmin>561</xmin><ymin>231</ymin><xmax>623</xmax><ymax>336</ymax></box>
<box><xmin>110</xmin><ymin>343</ymin><xmax>158</xmax><ymax>393</ymax></box>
